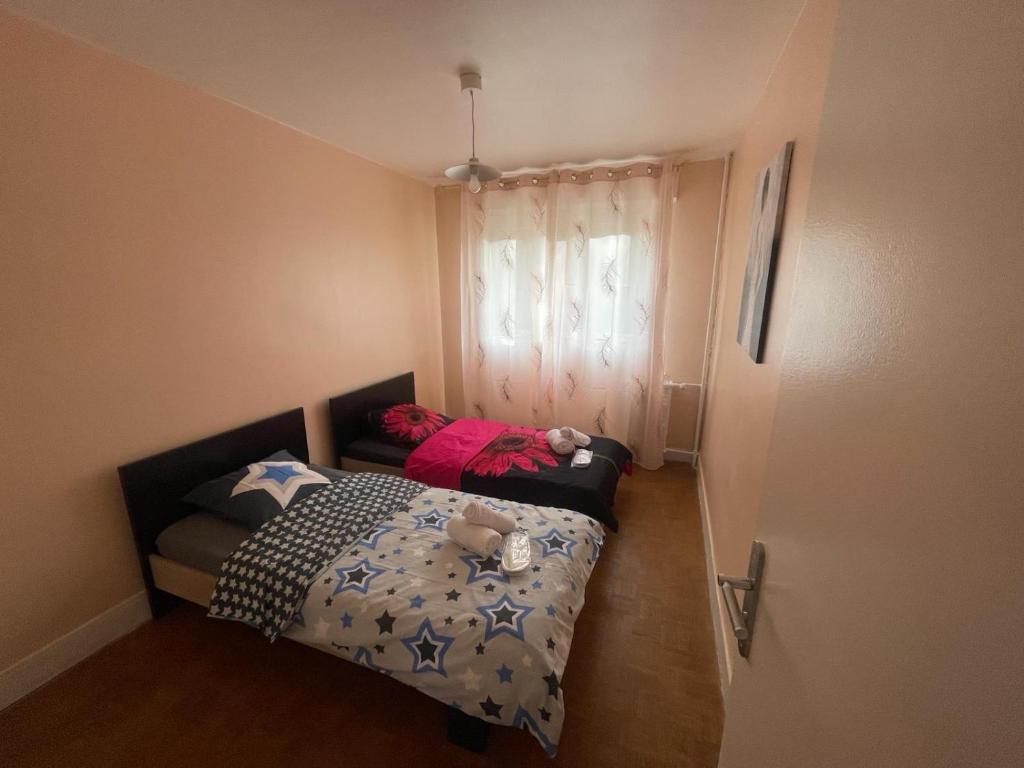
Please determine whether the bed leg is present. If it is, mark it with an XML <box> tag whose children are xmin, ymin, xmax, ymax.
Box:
<box><xmin>147</xmin><ymin>588</ymin><xmax>180</xmax><ymax>619</ymax></box>
<box><xmin>447</xmin><ymin>707</ymin><xmax>490</xmax><ymax>753</ymax></box>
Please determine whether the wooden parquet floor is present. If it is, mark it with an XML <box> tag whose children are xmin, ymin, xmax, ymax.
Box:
<box><xmin>0</xmin><ymin>464</ymin><xmax>723</xmax><ymax>767</ymax></box>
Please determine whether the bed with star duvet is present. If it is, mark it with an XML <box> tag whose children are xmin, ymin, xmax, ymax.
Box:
<box><xmin>209</xmin><ymin>472</ymin><xmax>603</xmax><ymax>757</ymax></box>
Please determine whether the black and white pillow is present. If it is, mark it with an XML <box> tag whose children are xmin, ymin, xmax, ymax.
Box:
<box><xmin>183</xmin><ymin>450</ymin><xmax>333</xmax><ymax>531</ymax></box>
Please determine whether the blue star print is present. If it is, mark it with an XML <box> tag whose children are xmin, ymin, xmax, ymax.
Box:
<box><xmin>401</xmin><ymin>618</ymin><xmax>455</xmax><ymax>676</ymax></box>
<box><xmin>513</xmin><ymin>706</ymin><xmax>557</xmax><ymax>757</ymax></box>
<box><xmin>257</xmin><ymin>464</ymin><xmax>302</xmax><ymax>484</ymax></box>
<box><xmin>333</xmin><ymin>558</ymin><xmax>385</xmax><ymax>595</ymax></box>
<box><xmin>353</xmin><ymin>646</ymin><xmax>390</xmax><ymax>675</ymax></box>
<box><xmin>460</xmin><ymin>553</ymin><xmax>510</xmax><ymax>585</ymax></box>
<box><xmin>477</xmin><ymin>593</ymin><xmax>534</xmax><ymax>643</ymax></box>
<box><xmin>531</xmin><ymin>528</ymin><xmax>576</xmax><ymax>559</ymax></box>
<box><xmin>413</xmin><ymin>510</ymin><xmax>448</xmax><ymax>531</ymax></box>
<box><xmin>359</xmin><ymin>526</ymin><xmax>394</xmax><ymax>550</ymax></box>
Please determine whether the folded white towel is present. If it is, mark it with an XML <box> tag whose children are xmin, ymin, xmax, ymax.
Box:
<box><xmin>559</xmin><ymin>426</ymin><xmax>591</xmax><ymax>448</ymax></box>
<box><xmin>447</xmin><ymin>515</ymin><xmax>501</xmax><ymax>556</ymax></box>
<box><xmin>545</xmin><ymin>428</ymin><xmax>575</xmax><ymax>455</ymax></box>
<box><xmin>461</xmin><ymin>500</ymin><xmax>516</xmax><ymax>534</ymax></box>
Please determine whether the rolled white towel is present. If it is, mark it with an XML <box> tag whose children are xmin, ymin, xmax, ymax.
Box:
<box><xmin>559</xmin><ymin>426</ymin><xmax>591</xmax><ymax>448</ymax></box>
<box><xmin>447</xmin><ymin>515</ymin><xmax>501</xmax><ymax>556</ymax></box>
<box><xmin>461</xmin><ymin>500</ymin><xmax>516</xmax><ymax>534</ymax></box>
<box><xmin>546</xmin><ymin>428</ymin><xmax>575</xmax><ymax>455</ymax></box>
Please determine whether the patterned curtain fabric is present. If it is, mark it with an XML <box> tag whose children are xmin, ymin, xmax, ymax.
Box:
<box><xmin>460</xmin><ymin>160</ymin><xmax>674</xmax><ymax>469</ymax></box>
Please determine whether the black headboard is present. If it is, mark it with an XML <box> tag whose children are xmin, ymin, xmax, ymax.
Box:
<box><xmin>117</xmin><ymin>407</ymin><xmax>308</xmax><ymax>617</ymax></box>
<box><xmin>328</xmin><ymin>372</ymin><xmax>416</xmax><ymax>462</ymax></box>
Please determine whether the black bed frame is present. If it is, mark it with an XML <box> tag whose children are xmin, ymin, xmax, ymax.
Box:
<box><xmin>327</xmin><ymin>371</ymin><xmax>416</xmax><ymax>463</ymax></box>
<box><xmin>117</xmin><ymin>408</ymin><xmax>309</xmax><ymax>618</ymax></box>
<box><xmin>116</xmin><ymin>401</ymin><xmax>488</xmax><ymax>752</ymax></box>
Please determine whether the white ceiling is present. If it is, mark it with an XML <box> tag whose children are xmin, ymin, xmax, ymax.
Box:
<box><xmin>2</xmin><ymin>0</ymin><xmax>805</xmax><ymax>182</ymax></box>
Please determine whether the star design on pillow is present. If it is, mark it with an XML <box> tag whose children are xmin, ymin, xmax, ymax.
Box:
<box><xmin>230</xmin><ymin>461</ymin><xmax>329</xmax><ymax>509</ymax></box>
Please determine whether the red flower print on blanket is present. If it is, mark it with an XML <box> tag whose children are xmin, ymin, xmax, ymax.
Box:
<box><xmin>466</xmin><ymin>428</ymin><xmax>558</xmax><ymax>477</ymax></box>
<box><xmin>381</xmin><ymin>404</ymin><xmax>449</xmax><ymax>445</ymax></box>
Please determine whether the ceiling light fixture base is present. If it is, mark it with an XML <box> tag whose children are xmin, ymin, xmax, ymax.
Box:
<box><xmin>459</xmin><ymin>70</ymin><xmax>482</xmax><ymax>92</ymax></box>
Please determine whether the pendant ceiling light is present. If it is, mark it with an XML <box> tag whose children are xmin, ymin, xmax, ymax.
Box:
<box><xmin>444</xmin><ymin>70</ymin><xmax>501</xmax><ymax>193</ymax></box>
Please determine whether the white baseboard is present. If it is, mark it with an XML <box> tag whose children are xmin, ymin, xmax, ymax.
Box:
<box><xmin>0</xmin><ymin>591</ymin><xmax>151</xmax><ymax>711</ymax></box>
<box><xmin>664</xmin><ymin>447</ymin><xmax>696</xmax><ymax>463</ymax></box>
<box><xmin>696</xmin><ymin>458</ymin><xmax>732</xmax><ymax>697</ymax></box>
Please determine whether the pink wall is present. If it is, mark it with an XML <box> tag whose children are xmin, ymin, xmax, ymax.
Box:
<box><xmin>0</xmin><ymin>10</ymin><xmax>443</xmax><ymax>671</ymax></box>
<box><xmin>720</xmin><ymin>1</ymin><xmax>1024</xmax><ymax>762</ymax></box>
<box><xmin>699</xmin><ymin>0</ymin><xmax>839</xmax><ymax>678</ymax></box>
<box><xmin>434</xmin><ymin>186</ymin><xmax>465</xmax><ymax>417</ymax></box>
<box><xmin>664</xmin><ymin>159</ymin><xmax>725</xmax><ymax>451</ymax></box>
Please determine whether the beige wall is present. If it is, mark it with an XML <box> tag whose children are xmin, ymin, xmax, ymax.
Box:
<box><xmin>664</xmin><ymin>159</ymin><xmax>724</xmax><ymax>451</ymax></box>
<box><xmin>433</xmin><ymin>167</ymin><xmax>724</xmax><ymax>440</ymax></box>
<box><xmin>434</xmin><ymin>186</ymin><xmax>465</xmax><ymax>417</ymax></box>
<box><xmin>719</xmin><ymin>1</ymin><xmax>1024</xmax><ymax>764</ymax></box>
<box><xmin>0</xmin><ymin>11</ymin><xmax>443</xmax><ymax>671</ymax></box>
<box><xmin>699</xmin><ymin>0</ymin><xmax>839</xmax><ymax>676</ymax></box>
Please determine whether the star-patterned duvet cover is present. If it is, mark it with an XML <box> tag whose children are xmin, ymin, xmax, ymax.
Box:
<box><xmin>209</xmin><ymin>473</ymin><xmax>603</xmax><ymax>757</ymax></box>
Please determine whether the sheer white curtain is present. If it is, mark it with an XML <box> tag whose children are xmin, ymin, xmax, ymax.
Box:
<box><xmin>460</xmin><ymin>161</ymin><xmax>674</xmax><ymax>469</ymax></box>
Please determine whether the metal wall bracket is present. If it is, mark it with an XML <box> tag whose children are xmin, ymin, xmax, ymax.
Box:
<box><xmin>717</xmin><ymin>540</ymin><xmax>765</xmax><ymax>658</ymax></box>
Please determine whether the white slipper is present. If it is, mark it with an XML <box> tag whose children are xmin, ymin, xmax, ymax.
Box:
<box><xmin>559</xmin><ymin>426</ymin><xmax>591</xmax><ymax>447</ymax></box>
<box><xmin>571</xmin><ymin>448</ymin><xmax>593</xmax><ymax>468</ymax></box>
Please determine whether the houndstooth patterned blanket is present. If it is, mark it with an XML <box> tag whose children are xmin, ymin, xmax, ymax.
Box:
<box><xmin>209</xmin><ymin>474</ymin><xmax>426</xmax><ymax>638</ymax></box>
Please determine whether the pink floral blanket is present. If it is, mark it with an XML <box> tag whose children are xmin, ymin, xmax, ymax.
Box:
<box><xmin>404</xmin><ymin>418</ymin><xmax>555</xmax><ymax>490</ymax></box>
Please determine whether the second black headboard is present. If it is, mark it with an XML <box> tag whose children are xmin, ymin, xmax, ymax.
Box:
<box><xmin>328</xmin><ymin>372</ymin><xmax>415</xmax><ymax>462</ymax></box>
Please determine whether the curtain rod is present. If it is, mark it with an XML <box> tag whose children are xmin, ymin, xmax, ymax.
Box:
<box><xmin>436</xmin><ymin>159</ymin><xmax>695</xmax><ymax>190</ymax></box>
<box><xmin>499</xmin><ymin>158</ymin><xmax>687</xmax><ymax>175</ymax></box>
